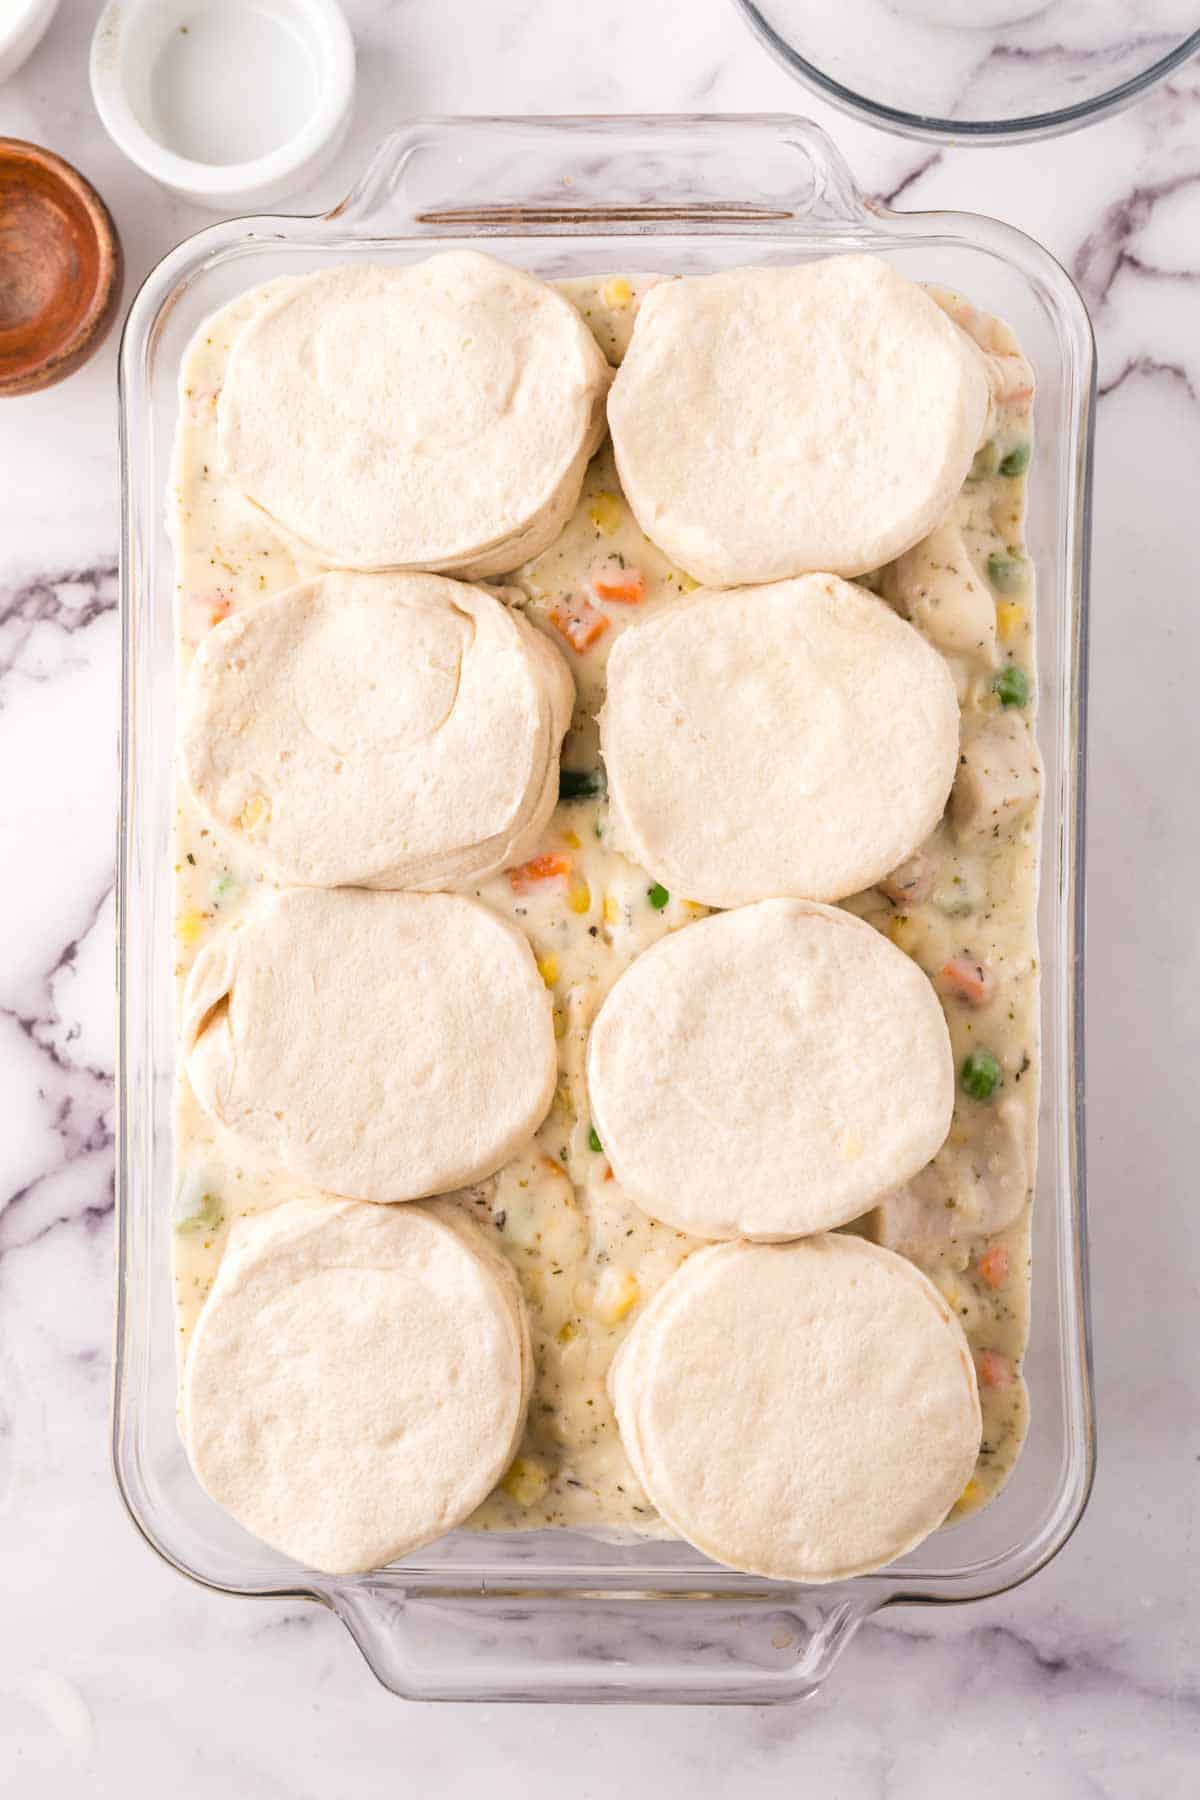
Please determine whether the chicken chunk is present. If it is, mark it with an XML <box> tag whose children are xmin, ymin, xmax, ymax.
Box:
<box><xmin>951</xmin><ymin>711</ymin><xmax>1040</xmax><ymax>843</ymax></box>
<box><xmin>871</xmin><ymin>1097</ymin><xmax>1030</xmax><ymax>1266</ymax></box>
<box><xmin>883</xmin><ymin>521</ymin><xmax>998</xmax><ymax>666</ymax></box>
<box><xmin>961</xmin><ymin>1097</ymin><xmax>1032</xmax><ymax>1233</ymax></box>
<box><xmin>871</xmin><ymin>1163</ymin><xmax>971</xmax><ymax>1271</ymax></box>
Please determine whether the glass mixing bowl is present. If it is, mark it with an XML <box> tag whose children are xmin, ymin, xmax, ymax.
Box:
<box><xmin>732</xmin><ymin>0</ymin><xmax>1200</xmax><ymax>142</ymax></box>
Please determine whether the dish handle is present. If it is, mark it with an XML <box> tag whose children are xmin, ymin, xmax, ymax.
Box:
<box><xmin>321</xmin><ymin>114</ymin><xmax>875</xmax><ymax>238</ymax></box>
<box><xmin>327</xmin><ymin>1580</ymin><xmax>876</xmax><ymax>1704</ymax></box>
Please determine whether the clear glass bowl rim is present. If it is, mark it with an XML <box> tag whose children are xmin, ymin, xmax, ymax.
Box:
<box><xmin>731</xmin><ymin>0</ymin><xmax>1200</xmax><ymax>144</ymax></box>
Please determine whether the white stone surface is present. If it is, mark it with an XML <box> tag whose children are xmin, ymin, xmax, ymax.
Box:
<box><xmin>0</xmin><ymin>1</ymin><xmax>1197</xmax><ymax>1791</ymax></box>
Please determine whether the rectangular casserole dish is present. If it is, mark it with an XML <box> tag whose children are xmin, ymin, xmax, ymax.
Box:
<box><xmin>115</xmin><ymin>113</ymin><xmax>1095</xmax><ymax>1704</ymax></box>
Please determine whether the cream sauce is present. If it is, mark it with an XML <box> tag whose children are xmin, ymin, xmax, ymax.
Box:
<box><xmin>171</xmin><ymin>269</ymin><xmax>1038</xmax><ymax>1539</ymax></box>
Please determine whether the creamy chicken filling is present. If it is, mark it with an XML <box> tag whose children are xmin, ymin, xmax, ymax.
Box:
<box><xmin>171</xmin><ymin>271</ymin><xmax>1038</xmax><ymax>1539</ymax></box>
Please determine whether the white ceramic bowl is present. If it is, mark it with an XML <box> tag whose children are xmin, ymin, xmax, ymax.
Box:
<box><xmin>0</xmin><ymin>0</ymin><xmax>62</xmax><ymax>85</ymax></box>
<box><xmin>90</xmin><ymin>0</ymin><xmax>355</xmax><ymax>212</ymax></box>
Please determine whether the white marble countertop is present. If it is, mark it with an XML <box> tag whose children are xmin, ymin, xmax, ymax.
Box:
<box><xmin>1</xmin><ymin>1</ymin><xmax>1197</xmax><ymax>1791</ymax></box>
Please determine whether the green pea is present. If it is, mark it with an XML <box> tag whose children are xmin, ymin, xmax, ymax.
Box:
<box><xmin>967</xmin><ymin>441</ymin><xmax>999</xmax><ymax>482</ymax></box>
<box><xmin>648</xmin><ymin>883</ymin><xmax>670</xmax><ymax>910</ymax></box>
<box><xmin>588</xmin><ymin>1126</ymin><xmax>603</xmax><ymax>1153</ymax></box>
<box><xmin>994</xmin><ymin>665</ymin><xmax>1030</xmax><ymax>708</ymax></box>
<box><xmin>999</xmin><ymin>442</ymin><xmax>1031</xmax><ymax>478</ymax></box>
<box><xmin>987</xmin><ymin>552</ymin><xmax>1027</xmax><ymax>594</ymax></box>
<box><xmin>960</xmin><ymin>1048</ymin><xmax>1002</xmax><ymax>1102</ymax></box>
<box><xmin>559</xmin><ymin>767</ymin><xmax>605</xmax><ymax>801</ymax></box>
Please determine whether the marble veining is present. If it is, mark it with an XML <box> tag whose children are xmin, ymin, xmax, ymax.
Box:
<box><xmin>0</xmin><ymin>0</ymin><xmax>1196</xmax><ymax>1792</ymax></box>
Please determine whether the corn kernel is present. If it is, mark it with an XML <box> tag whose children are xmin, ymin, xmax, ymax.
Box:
<box><xmin>236</xmin><ymin>792</ymin><xmax>270</xmax><ymax>832</ymax></box>
<box><xmin>603</xmin><ymin>893</ymin><xmax>620</xmax><ymax>925</ymax></box>
<box><xmin>593</xmin><ymin>1266</ymin><xmax>640</xmax><ymax>1326</ymax></box>
<box><xmin>587</xmin><ymin>491</ymin><xmax>623</xmax><ymax>535</ymax></box>
<box><xmin>889</xmin><ymin>914</ymin><xmax>922</xmax><ymax>955</ymax></box>
<box><xmin>556</xmin><ymin>1319</ymin><xmax>578</xmax><ymax>1345</ymax></box>
<box><xmin>567</xmin><ymin>881</ymin><xmax>592</xmax><ymax>915</ymax></box>
<box><xmin>997</xmin><ymin>601</ymin><xmax>1025</xmax><ymax>642</ymax></box>
<box><xmin>537</xmin><ymin>953</ymin><xmax>560</xmax><ymax>987</ymax></box>
<box><xmin>562</xmin><ymin>829</ymin><xmax>581</xmax><ymax>850</ymax></box>
<box><xmin>177</xmin><ymin>911</ymin><xmax>206</xmax><ymax>946</ymax></box>
<box><xmin>602</xmin><ymin>277</ymin><xmax>632</xmax><ymax>308</ymax></box>
<box><xmin>501</xmin><ymin>1457</ymin><xmax>551</xmax><ymax>1508</ymax></box>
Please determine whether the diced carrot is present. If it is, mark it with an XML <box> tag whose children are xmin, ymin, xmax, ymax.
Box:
<box><xmin>591</xmin><ymin>557</ymin><xmax>645</xmax><ymax>605</ymax></box>
<box><xmin>549</xmin><ymin>597</ymin><xmax>610</xmax><ymax>653</ymax></box>
<box><xmin>977</xmin><ymin>1244</ymin><xmax>1010</xmax><ymax>1289</ymax></box>
<box><xmin>976</xmin><ymin>1348</ymin><xmax>1014</xmax><ymax>1389</ymax></box>
<box><xmin>941</xmin><ymin>956</ymin><xmax>996</xmax><ymax>1007</ymax></box>
<box><xmin>509</xmin><ymin>852</ymin><xmax>572</xmax><ymax>894</ymax></box>
<box><xmin>184</xmin><ymin>591</ymin><xmax>232</xmax><ymax>637</ymax></box>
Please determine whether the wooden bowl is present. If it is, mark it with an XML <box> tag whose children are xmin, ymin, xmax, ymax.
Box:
<box><xmin>0</xmin><ymin>138</ymin><xmax>123</xmax><ymax>397</ymax></box>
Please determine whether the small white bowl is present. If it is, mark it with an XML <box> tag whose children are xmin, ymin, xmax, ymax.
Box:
<box><xmin>90</xmin><ymin>0</ymin><xmax>355</xmax><ymax>213</ymax></box>
<box><xmin>0</xmin><ymin>0</ymin><xmax>62</xmax><ymax>86</ymax></box>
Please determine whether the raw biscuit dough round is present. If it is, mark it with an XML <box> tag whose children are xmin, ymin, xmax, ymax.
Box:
<box><xmin>180</xmin><ymin>571</ymin><xmax>574</xmax><ymax>891</ymax></box>
<box><xmin>608</xmin><ymin>1234</ymin><xmax>982</xmax><ymax>1582</ymax></box>
<box><xmin>182</xmin><ymin>888</ymin><xmax>556</xmax><ymax>1202</ymax></box>
<box><xmin>217</xmin><ymin>252</ymin><xmax>611</xmax><ymax>576</ymax></box>
<box><xmin>587</xmin><ymin>899</ymin><xmax>954</xmax><ymax>1240</ymax></box>
<box><xmin>606</xmin><ymin>255</ymin><xmax>990</xmax><ymax>585</ymax></box>
<box><xmin>600</xmin><ymin>574</ymin><xmax>960</xmax><ymax>907</ymax></box>
<box><xmin>183</xmin><ymin>1198</ymin><xmax>531</xmax><ymax>1574</ymax></box>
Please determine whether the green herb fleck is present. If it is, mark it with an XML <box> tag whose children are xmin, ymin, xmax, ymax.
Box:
<box><xmin>999</xmin><ymin>442</ymin><xmax>1031</xmax><ymax>477</ymax></box>
<box><xmin>648</xmin><ymin>883</ymin><xmax>669</xmax><ymax>910</ymax></box>
<box><xmin>588</xmin><ymin>1126</ymin><xmax>603</xmax><ymax>1153</ymax></box>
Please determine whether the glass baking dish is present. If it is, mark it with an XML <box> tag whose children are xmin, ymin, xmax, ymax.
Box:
<box><xmin>115</xmin><ymin>114</ymin><xmax>1095</xmax><ymax>1704</ymax></box>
